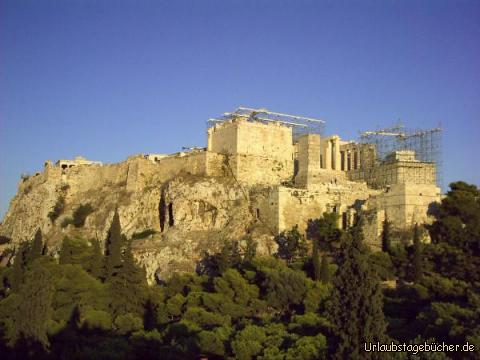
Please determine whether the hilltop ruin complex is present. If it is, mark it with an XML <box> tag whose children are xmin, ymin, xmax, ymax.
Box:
<box><xmin>0</xmin><ymin>107</ymin><xmax>442</xmax><ymax>280</ymax></box>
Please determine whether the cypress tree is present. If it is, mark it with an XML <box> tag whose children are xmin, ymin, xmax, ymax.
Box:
<box><xmin>11</xmin><ymin>261</ymin><xmax>55</xmax><ymax>348</ymax></box>
<box><xmin>105</xmin><ymin>210</ymin><xmax>123</xmax><ymax>280</ymax></box>
<box><xmin>275</xmin><ymin>225</ymin><xmax>308</xmax><ymax>264</ymax></box>
<box><xmin>381</xmin><ymin>217</ymin><xmax>392</xmax><ymax>253</ymax></box>
<box><xmin>11</xmin><ymin>242</ymin><xmax>29</xmax><ymax>292</ymax></box>
<box><xmin>28</xmin><ymin>229</ymin><xmax>43</xmax><ymax>263</ymax></box>
<box><xmin>312</xmin><ymin>240</ymin><xmax>322</xmax><ymax>281</ymax></box>
<box><xmin>109</xmin><ymin>241</ymin><xmax>147</xmax><ymax>317</ymax></box>
<box><xmin>328</xmin><ymin>217</ymin><xmax>387</xmax><ymax>360</ymax></box>
<box><xmin>143</xmin><ymin>298</ymin><xmax>156</xmax><ymax>331</ymax></box>
<box><xmin>319</xmin><ymin>255</ymin><xmax>330</xmax><ymax>284</ymax></box>
<box><xmin>58</xmin><ymin>236</ymin><xmax>74</xmax><ymax>265</ymax></box>
<box><xmin>89</xmin><ymin>238</ymin><xmax>104</xmax><ymax>279</ymax></box>
<box><xmin>243</xmin><ymin>236</ymin><xmax>257</xmax><ymax>264</ymax></box>
<box><xmin>413</xmin><ymin>223</ymin><xmax>423</xmax><ymax>282</ymax></box>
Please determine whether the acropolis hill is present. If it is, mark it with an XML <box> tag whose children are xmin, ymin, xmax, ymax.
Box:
<box><xmin>0</xmin><ymin>107</ymin><xmax>442</xmax><ymax>282</ymax></box>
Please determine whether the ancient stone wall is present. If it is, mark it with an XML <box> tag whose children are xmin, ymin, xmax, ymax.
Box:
<box><xmin>362</xmin><ymin>209</ymin><xmax>385</xmax><ymax>251</ymax></box>
<box><xmin>208</xmin><ymin>118</ymin><xmax>294</xmax><ymax>185</ymax></box>
<box><xmin>367</xmin><ymin>183</ymin><xmax>441</xmax><ymax>229</ymax></box>
<box><xmin>272</xmin><ymin>181</ymin><xmax>377</xmax><ymax>234</ymax></box>
<box><xmin>207</xmin><ymin>120</ymin><xmax>238</xmax><ymax>154</ymax></box>
<box><xmin>347</xmin><ymin>159</ymin><xmax>436</xmax><ymax>188</ymax></box>
<box><xmin>294</xmin><ymin>134</ymin><xmax>321</xmax><ymax>188</ymax></box>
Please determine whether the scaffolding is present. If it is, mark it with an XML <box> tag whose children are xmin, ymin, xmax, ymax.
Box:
<box><xmin>208</xmin><ymin>106</ymin><xmax>325</xmax><ymax>140</ymax></box>
<box><xmin>359</xmin><ymin>123</ymin><xmax>443</xmax><ymax>187</ymax></box>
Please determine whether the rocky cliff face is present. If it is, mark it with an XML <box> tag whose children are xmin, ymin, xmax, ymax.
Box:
<box><xmin>0</xmin><ymin>159</ymin><xmax>272</xmax><ymax>283</ymax></box>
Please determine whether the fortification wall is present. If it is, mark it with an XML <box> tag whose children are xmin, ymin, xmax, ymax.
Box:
<box><xmin>273</xmin><ymin>181</ymin><xmax>377</xmax><ymax>234</ymax></box>
<box><xmin>363</xmin><ymin>209</ymin><xmax>385</xmax><ymax>251</ymax></box>
<box><xmin>234</xmin><ymin>154</ymin><xmax>292</xmax><ymax>185</ymax></box>
<box><xmin>348</xmin><ymin>160</ymin><xmax>436</xmax><ymax>187</ymax></box>
<box><xmin>368</xmin><ymin>183</ymin><xmax>441</xmax><ymax>228</ymax></box>
<box><xmin>125</xmin><ymin>151</ymin><xmax>227</xmax><ymax>192</ymax></box>
<box><xmin>208</xmin><ymin>121</ymin><xmax>238</xmax><ymax>154</ymax></box>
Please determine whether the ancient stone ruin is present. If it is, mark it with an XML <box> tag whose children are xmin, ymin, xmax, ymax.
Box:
<box><xmin>0</xmin><ymin>107</ymin><xmax>442</xmax><ymax>281</ymax></box>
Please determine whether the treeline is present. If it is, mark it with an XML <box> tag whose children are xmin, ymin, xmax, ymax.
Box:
<box><xmin>0</xmin><ymin>181</ymin><xmax>478</xmax><ymax>359</ymax></box>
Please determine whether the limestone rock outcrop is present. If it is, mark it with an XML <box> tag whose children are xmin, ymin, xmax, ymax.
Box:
<box><xmin>0</xmin><ymin>159</ymin><xmax>269</xmax><ymax>283</ymax></box>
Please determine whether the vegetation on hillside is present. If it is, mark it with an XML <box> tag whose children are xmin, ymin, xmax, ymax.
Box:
<box><xmin>0</xmin><ymin>181</ymin><xmax>478</xmax><ymax>359</ymax></box>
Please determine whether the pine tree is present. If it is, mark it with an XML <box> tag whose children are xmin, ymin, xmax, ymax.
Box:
<box><xmin>28</xmin><ymin>229</ymin><xmax>43</xmax><ymax>263</ymax></box>
<box><xmin>381</xmin><ymin>218</ymin><xmax>392</xmax><ymax>253</ymax></box>
<box><xmin>328</xmin><ymin>217</ymin><xmax>387</xmax><ymax>360</ymax></box>
<box><xmin>105</xmin><ymin>210</ymin><xmax>123</xmax><ymax>280</ymax></box>
<box><xmin>11</xmin><ymin>260</ymin><xmax>55</xmax><ymax>348</ymax></box>
<box><xmin>319</xmin><ymin>255</ymin><xmax>329</xmax><ymax>284</ymax></box>
<box><xmin>413</xmin><ymin>223</ymin><xmax>423</xmax><ymax>282</ymax></box>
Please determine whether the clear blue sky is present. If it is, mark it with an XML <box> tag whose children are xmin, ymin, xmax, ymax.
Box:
<box><xmin>1</xmin><ymin>0</ymin><xmax>479</xmax><ymax>219</ymax></box>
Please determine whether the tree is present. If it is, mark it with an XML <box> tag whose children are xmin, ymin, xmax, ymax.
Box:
<box><xmin>109</xmin><ymin>241</ymin><xmax>148</xmax><ymax>317</ymax></box>
<box><xmin>413</xmin><ymin>223</ymin><xmax>423</xmax><ymax>283</ymax></box>
<box><xmin>88</xmin><ymin>238</ymin><xmax>104</xmax><ymax>279</ymax></box>
<box><xmin>243</xmin><ymin>236</ymin><xmax>257</xmax><ymax>264</ymax></box>
<box><xmin>428</xmin><ymin>182</ymin><xmax>480</xmax><ymax>254</ymax></box>
<box><xmin>59</xmin><ymin>236</ymin><xmax>86</xmax><ymax>265</ymax></box>
<box><xmin>105</xmin><ymin>210</ymin><xmax>123</xmax><ymax>280</ymax></box>
<box><xmin>307</xmin><ymin>212</ymin><xmax>342</xmax><ymax>253</ymax></box>
<box><xmin>27</xmin><ymin>229</ymin><xmax>43</xmax><ymax>263</ymax></box>
<box><xmin>213</xmin><ymin>241</ymin><xmax>242</xmax><ymax>275</ymax></box>
<box><xmin>381</xmin><ymin>217</ymin><xmax>392</xmax><ymax>253</ymax></box>
<box><xmin>312</xmin><ymin>240</ymin><xmax>322</xmax><ymax>281</ymax></box>
<box><xmin>275</xmin><ymin>225</ymin><xmax>308</xmax><ymax>264</ymax></box>
<box><xmin>319</xmin><ymin>255</ymin><xmax>329</xmax><ymax>284</ymax></box>
<box><xmin>11</xmin><ymin>260</ymin><xmax>55</xmax><ymax>348</ymax></box>
<box><xmin>48</xmin><ymin>196</ymin><xmax>65</xmax><ymax>223</ymax></box>
<box><xmin>328</xmin><ymin>217</ymin><xmax>387</xmax><ymax>359</ymax></box>
<box><xmin>10</xmin><ymin>242</ymin><xmax>29</xmax><ymax>292</ymax></box>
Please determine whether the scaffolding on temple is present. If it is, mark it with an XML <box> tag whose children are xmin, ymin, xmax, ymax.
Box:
<box><xmin>208</xmin><ymin>106</ymin><xmax>325</xmax><ymax>140</ymax></box>
<box><xmin>359</xmin><ymin>123</ymin><xmax>443</xmax><ymax>187</ymax></box>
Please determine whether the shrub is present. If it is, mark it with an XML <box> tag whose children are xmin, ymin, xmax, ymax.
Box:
<box><xmin>48</xmin><ymin>196</ymin><xmax>65</xmax><ymax>223</ymax></box>
<box><xmin>114</xmin><ymin>313</ymin><xmax>143</xmax><ymax>335</ymax></box>
<box><xmin>0</xmin><ymin>235</ymin><xmax>11</xmax><ymax>245</ymax></box>
<box><xmin>72</xmin><ymin>204</ymin><xmax>94</xmax><ymax>228</ymax></box>
<box><xmin>82</xmin><ymin>309</ymin><xmax>112</xmax><ymax>331</ymax></box>
<box><xmin>132</xmin><ymin>229</ymin><xmax>157</xmax><ymax>240</ymax></box>
<box><xmin>60</xmin><ymin>217</ymin><xmax>73</xmax><ymax>228</ymax></box>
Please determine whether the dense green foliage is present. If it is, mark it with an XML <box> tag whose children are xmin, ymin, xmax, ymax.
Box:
<box><xmin>329</xmin><ymin>218</ymin><xmax>387</xmax><ymax>359</ymax></box>
<box><xmin>0</xmin><ymin>181</ymin><xmax>478</xmax><ymax>359</ymax></box>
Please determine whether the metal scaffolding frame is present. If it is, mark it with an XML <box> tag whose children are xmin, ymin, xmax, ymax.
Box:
<box><xmin>208</xmin><ymin>106</ymin><xmax>325</xmax><ymax>139</ymax></box>
<box><xmin>359</xmin><ymin>123</ymin><xmax>443</xmax><ymax>187</ymax></box>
